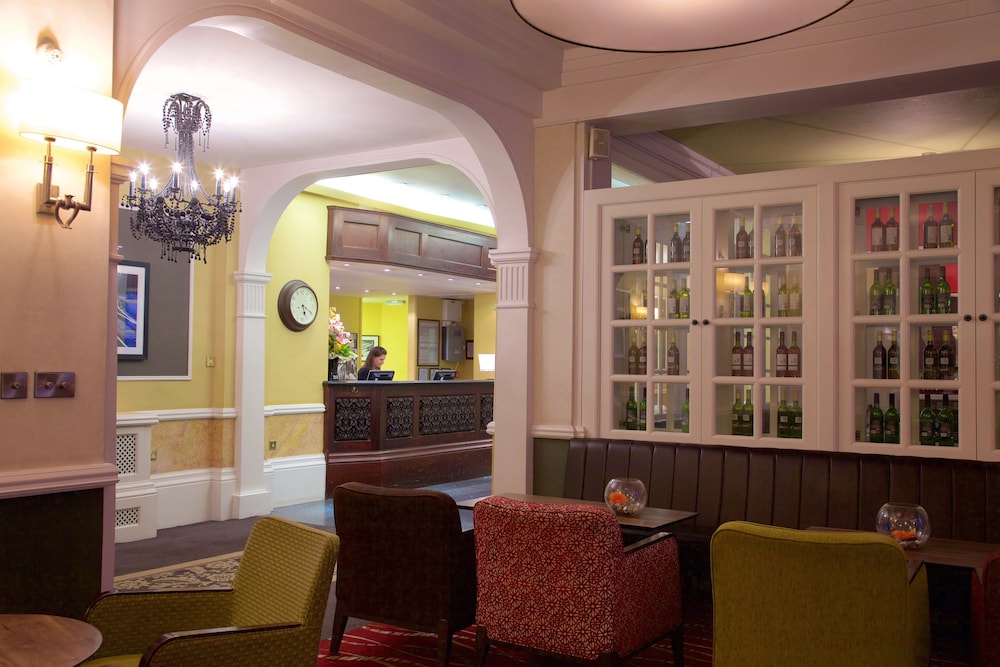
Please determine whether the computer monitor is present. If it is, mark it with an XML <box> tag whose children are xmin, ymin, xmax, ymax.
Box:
<box><xmin>432</xmin><ymin>369</ymin><xmax>456</xmax><ymax>381</ymax></box>
<box><xmin>368</xmin><ymin>370</ymin><xmax>395</xmax><ymax>381</ymax></box>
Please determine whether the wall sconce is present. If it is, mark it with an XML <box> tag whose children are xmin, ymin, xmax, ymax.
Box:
<box><xmin>724</xmin><ymin>272</ymin><xmax>746</xmax><ymax>318</ymax></box>
<box><xmin>19</xmin><ymin>79</ymin><xmax>123</xmax><ymax>228</ymax></box>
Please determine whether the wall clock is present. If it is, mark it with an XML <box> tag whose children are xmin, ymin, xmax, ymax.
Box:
<box><xmin>277</xmin><ymin>279</ymin><xmax>318</xmax><ymax>332</ymax></box>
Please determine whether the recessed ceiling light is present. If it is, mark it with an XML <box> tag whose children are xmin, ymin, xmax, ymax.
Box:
<box><xmin>391</xmin><ymin>292</ymin><xmax>397</xmax><ymax>296</ymax></box>
<box><xmin>383</xmin><ymin>268</ymin><xmax>391</xmax><ymax>272</ymax></box>
<box><xmin>334</xmin><ymin>286</ymin><xmax>341</xmax><ymax>290</ymax></box>
<box><xmin>447</xmin><ymin>278</ymin><xmax>454</xmax><ymax>281</ymax></box>
<box><xmin>364</xmin><ymin>289</ymin><xmax>370</xmax><ymax>293</ymax></box>
<box><xmin>343</xmin><ymin>263</ymin><xmax>350</xmax><ymax>267</ymax></box>
<box><xmin>475</xmin><ymin>282</ymin><xmax>481</xmax><ymax>286</ymax></box>
<box><xmin>417</xmin><ymin>273</ymin><xmax>424</xmax><ymax>277</ymax></box>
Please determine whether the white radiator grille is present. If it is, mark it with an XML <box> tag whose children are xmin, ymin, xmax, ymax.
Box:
<box><xmin>116</xmin><ymin>433</ymin><xmax>137</xmax><ymax>475</ymax></box>
<box><xmin>116</xmin><ymin>506</ymin><xmax>140</xmax><ymax>528</ymax></box>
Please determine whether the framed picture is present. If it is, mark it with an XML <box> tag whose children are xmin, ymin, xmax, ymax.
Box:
<box><xmin>417</xmin><ymin>319</ymin><xmax>440</xmax><ymax>366</ymax></box>
<box><xmin>417</xmin><ymin>367</ymin><xmax>430</xmax><ymax>381</ymax></box>
<box><xmin>361</xmin><ymin>334</ymin><xmax>379</xmax><ymax>360</ymax></box>
<box><xmin>116</xmin><ymin>261</ymin><xmax>150</xmax><ymax>360</ymax></box>
<box><xmin>465</xmin><ymin>339</ymin><xmax>475</xmax><ymax>359</ymax></box>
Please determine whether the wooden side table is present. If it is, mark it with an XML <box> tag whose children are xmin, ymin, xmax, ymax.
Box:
<box><xmin>0</xmin><ymin>613</ymin><xmax>102</xmax><ymax>667</ymax></box>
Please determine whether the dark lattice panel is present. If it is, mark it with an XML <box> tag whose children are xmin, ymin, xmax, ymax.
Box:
<box><xmin>420</xmin><ymin>394</ymin><xmax>476</xmax><ymax>435</ymax></box>
<box><xmin>335</xmin><ymin>397</ymin><xmax>372</xmax><ymax>441</ymax></box>
<box><xmin>115</xmin><ymin>507</ymin><xmax>140</xmax><ymax>528</ymax></box>
<box><xmin>480</xmin><ymin>393</ymin><xmax>494</xmax><ymax>431</ymax></box>
<box><xmin>116</xmin><ymin>432</ymin><xmax>138</xmax><ymax>476</ymax></box>
<box><xmin>386</xmin><ymin>396</ymin><xmax>414</xmax><ymax>439</ymax></box>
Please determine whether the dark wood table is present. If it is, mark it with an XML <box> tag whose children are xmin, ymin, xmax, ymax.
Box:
<box><xmin>0</xmin><ymin>613</ymin><xmax>102</xmax><ymax>667</ymax></box>
<box><xmin>458</xmin><ymin>493</ymin><xmax>698</xmax><ymax>532</ymax></box>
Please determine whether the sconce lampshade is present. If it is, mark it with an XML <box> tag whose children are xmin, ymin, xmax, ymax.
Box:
<box><xmin>19</xmin><ymin>79</ymin><xmax>122</xmax><ymax>155</ymax></box>
<box><xmin>478</xmin><ymin>353</ymin><xmax>496</xmax><ymax>373</ymax></box>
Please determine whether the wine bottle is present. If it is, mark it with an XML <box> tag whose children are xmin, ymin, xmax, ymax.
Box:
<box><xmin>632</xmin><ymin>225</ymin><xmax>644</xmax><ymax>264</ymax></box>
<box><xmin>678</xmin><ymin>278</ymin><xmax>691</xmax><ymax>319</ymax></box>
<box><xmin>787</xmin><ymin>331</ymin><xmax>801</xmax><ymax>378</ymax></box>
<box><xmin>773</xmin><ymin>216</ymin><xmax>787</xmax><ymax>257</ymax></box>
<box><xmin>788</xmin><ymin>275</ymin><xmax>802</xmax><ymax>317</ymax></box>
<box><xmin>881</xmin><ymin>269</ymin><xmax>897</xmax><ymax>315</ymax></box>
<box><xmin>681</xmin><ymin>223</ymin><xmax>691</xmax><ymax>263</ymax></box>
<box><xmin>732</xmin><ymin>330</ymin><xmax>743</xmax><ymax>377</ymax></box>
<box><xmin>887</xmin><ymin>330</ymin><xmax>900</xmax><ymax>379</ymax></box>
<box><xmin>668</xmin><ymin>223</ymin><xmax>682</xmax><ymax>263</ymax></box>
<box><xmin>869</xmin><ymin>392</ymin><xmax>884</xmax><ymax>443</ymax></box>
<box><xmin>923</xmin><ymin>205</ymin><xmax>939</xmax><ymax>249</ymax></box>
<box><xmin>884</xmin><ymin>393</ymin><xmax>900</xmax><ymax>444</ymax></box>
<box><xmin>918</xmin><ymin>393</ymin><xmax>936</xmax><ymax>445</ymax></box>
<box><xmin>638</xmin><ymin>389</ymin><xmax>647</xmax><ymax>431</ymax></box>
<box><xmin>922</xmin><ymin>330</ymin><xmax>939</xmax><ymax>380</ymax></box>
<box><xmin>740</xmin><ymin>275</ymin><xmax>754</xmax><ymax>318</ymax></box>
<box><xmin>625</xmin><ymin>387</ymin><xmax>638</xmax><ymax>430</ymax></box>
<box><xmin>920</xmin><ymin>267</ymin><xmax>935</xmax><ymax>314</ymax></box>
<box><xmin>870</xmin><ymin>208</ymin><xmax>885</xmax><ymax>252</ymax></box>
<box><xmin>776</xmin><ymin>275</ymin><xmax>789</xmax><ymax>317</ymax></box>
<box><xmin>872</xmin><ymin>331</ymin><xmax>888</xmax><ymax>379</ymax></box>
<box><xmin>680</xmin><ymin>387</ymin><xmax>690</xmax><ymax>433</ymax></box>
<box><xmin>667</xmin><ymin>333</ymin><xmax>680</xmax><ymax>376</ymax></box>
<box><xmin>638</xmin><ymin>331</ymin><xmax>648</xmax><ymax>375</ymax></box>
<box><xmin>742</xmin><ymin>388</ymin><xmax>754</xmax><ymax>437</ymax></box>
<box><xmin>937</xmin><ymin>329</ymin><xmax>952</xmax><ymax>380</ymax></box>
<box><xmin>936</xmin><ymin>394</ymin><xmax>955</xmax><ymax>446</ymax></box>
<box><xmin>731</xmin><ymin>388</ymin><xmax>744</xmax><ymax>436</ymax></box>
<box><xmin>788</xmin><ymin>214</ymin><xmax>802</xmax><ymax>257</ymax></box>
<box><xmin>777</xmin><ymin>390</ymin><xmax>790</xmax><ymax>438</ymax></box>
<box><xmin>884</xmin><ymin>205</ymin><xmax>899</xmax><ymax>251</ymax></box>
<box><xmin>775</xmin><ymin>329</ymin><xmax>788</xmax><ymax>378</ymax></box>
<box><xmin>743</xmin><ymin>332</ymin><xmax>754</xmax><ymax>378</ymax></box>
<box><xmin>748</xmin><ymin>224</ymin><xmax>754</xmax><ymax>259</ymax></box>
<box><xmin>735</xmin><ymin>217</ymin><xmax>750</xmax><ymax>259</ymax></box>
<box><xmin>939</xmin><ymin>202</ymin><xmax>955</xmax><ymax>248</ymax></box>
<box><xmin>667</xmin><ymin>281</ymin><xmax>679</xmax><ymax>319</ymax></box>
<box><xmin>628</xmin><ymin>331</ymin><xmax>640</xmax><ymax>375</ymax></box>
<box><xmin>790</xmin><ymin>390</ymin><xmax>803</xmax><ymax>439</ymax></box>
<box><xmin>869</xmin><ymin>271</ymin><xmax>883</xmax><ymax>315</ymax></box>
<box><xmin>935</xmin><ymin>266</ymin><xmax>952</xmax><ymax>314</ymax></box>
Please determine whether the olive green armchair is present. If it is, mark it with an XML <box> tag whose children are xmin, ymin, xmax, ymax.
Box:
<box><xmin>80</xmin><ymin>516</ymin><xmax>339</xmax><ymax>667</ymax></box>
<box><xmin>711</xmin><ymin>521</ymin><xmax>929</xmax><ymax>667</ymax></box>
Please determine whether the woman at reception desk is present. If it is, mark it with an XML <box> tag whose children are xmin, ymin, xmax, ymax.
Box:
<box><xmin>323</xmin><ymin>370</ymin><xmax>493</xmax><ymax>495</ymax></box>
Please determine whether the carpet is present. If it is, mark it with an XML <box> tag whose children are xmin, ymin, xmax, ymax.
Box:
<box><xmin>113</xmin><ymin>552</ymin><xmax>242</xmax><ymax>591</ymax></box>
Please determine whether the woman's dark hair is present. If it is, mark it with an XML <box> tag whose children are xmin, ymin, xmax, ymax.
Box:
<box><xmin>362</xmin><ymin>346</ymin><xmax>387</xmax><ymax>369</ymax></box>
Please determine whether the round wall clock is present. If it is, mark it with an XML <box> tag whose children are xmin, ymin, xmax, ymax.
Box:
<box><xmin>277</xmin><ymin>279</ymin><xmax>318</xmax><ymax>332</ymax></box>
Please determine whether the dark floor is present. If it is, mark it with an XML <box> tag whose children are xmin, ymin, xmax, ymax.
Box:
<box><xmin>113</xmin><ymin>476</ymin><xmax>491</xmax><ymax>638</ymax></box>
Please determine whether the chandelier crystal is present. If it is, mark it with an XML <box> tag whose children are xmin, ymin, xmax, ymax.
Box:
<box><xmin>121</xmin><ymin>93</ymin><xmax>240</xmax><ymax>262</ymax></box>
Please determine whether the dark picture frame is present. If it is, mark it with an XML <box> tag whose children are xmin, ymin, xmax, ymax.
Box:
<box><xmin>417</xmin><ymin>318</ymin><xmax>440</xmax><ymax>366</ymax></box>
<box><xmin>465</xmin><ymin>339</ymin><xmax>475</xmax><ymax>359</ymax></box>
<box><xmin>116</xmin><ymin>261</ymin><xmax>150</xmax><ymax>360</ymax></box>
<box><xmin>361</xmin><ymin>334</ymin><xmax>379</xmax><ymax>360</ymax></box>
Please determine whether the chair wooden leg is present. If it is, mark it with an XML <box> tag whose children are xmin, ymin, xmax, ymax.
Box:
<box><xmin>329</xmin><ymin>602</ymin><xmax>349</xmax><ymax>655</ymax></box>
<box><xmin>435</xmin><ymin>618</ymin><xmax>451</xmax><ymax>667</ymax></box>
<box><xmin>670</xmin><ymin>625</ymin><xmax>684</xmax><ymax>667</ymax></box>
<box><xmin>473</xmin><ymin>625</ymin><xmax>490</xmax><ymax>667</ymax></box>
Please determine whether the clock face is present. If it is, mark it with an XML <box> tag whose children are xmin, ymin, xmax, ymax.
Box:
<box><xmin>290</xmin><ymin>286</ymin><xmax>318</xmax><ymax>325</ymax></box>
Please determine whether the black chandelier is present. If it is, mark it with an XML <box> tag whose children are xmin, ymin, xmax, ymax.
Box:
<box><xmin>122</xmin><ymin>93</ymin><xmax>240</xmax><ymax>262</ymax></box>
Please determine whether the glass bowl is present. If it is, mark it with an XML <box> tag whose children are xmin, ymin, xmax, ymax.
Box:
<box><xmin>876</xmin><ymin>502</ymin><xmax>930</xmax><ymax>548</ymax></box>
<box><xmin>604</xmin><ymin>478</ymin><xmax>647</xmax><ymax>516</ymax></box>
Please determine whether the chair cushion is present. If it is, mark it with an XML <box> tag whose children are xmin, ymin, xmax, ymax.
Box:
<box><xmin>78</xmin><ymin>654</ymin><xmax>142</xmax><ymax>667</ymax></box>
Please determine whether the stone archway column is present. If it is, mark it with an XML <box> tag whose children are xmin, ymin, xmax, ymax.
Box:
<box><xmin>231</xmin><ymin>270</ymin><xmax>273</xmax><ymax>518</ymax></box>
<box><xmin>489</xmin><ymin>247</ymin><xmax>539</xmax><ymax>494</ymax></box>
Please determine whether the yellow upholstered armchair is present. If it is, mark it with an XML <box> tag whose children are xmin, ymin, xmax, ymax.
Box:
<box><xmin>710</xmin><ymin>521</ymin><xmax>929</xmax><ymax>667</ymax></box>
<box><xmin>80</xmin><ymin>516</ymin><xmax>339</xmax><ymax>667</ymax></box>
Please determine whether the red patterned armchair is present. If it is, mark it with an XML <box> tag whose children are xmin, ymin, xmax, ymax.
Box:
<box><xmin>972</xmin><ymin>550</ymin><xmax>1000</xmax><ymax>667</ymax></box>
<box><xmin>472</xmin><ymin>495</ymin><xmax>684</xmax><ymax>666</ymax></box>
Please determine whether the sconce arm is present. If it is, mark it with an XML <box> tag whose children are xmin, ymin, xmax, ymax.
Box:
<box><xmin>36</xmin><ymin>138</ymin><xmax>96</xmax><ymax>229</ymax></box>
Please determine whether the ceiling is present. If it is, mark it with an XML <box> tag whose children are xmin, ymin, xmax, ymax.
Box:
<box><xmin>119</xmin><ymin>8</ymin><xmax>1000</xmax><ymax>298</ymax></box>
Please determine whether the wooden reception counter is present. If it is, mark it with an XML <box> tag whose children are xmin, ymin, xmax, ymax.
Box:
<box><xmin>323</xmin><ymin>379</ymin><xmax>494</xmax><ymax>495</ymax></box>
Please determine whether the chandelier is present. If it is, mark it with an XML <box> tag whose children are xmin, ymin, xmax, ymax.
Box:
<box><xmin>121</xmin><ymin>93</ymin><xmax>240</xmax><ymax>262</ymax></box>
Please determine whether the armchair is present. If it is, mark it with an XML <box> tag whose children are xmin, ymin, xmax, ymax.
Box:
<box><xmin>80</xmin><ymin>516</ymin><xmax>338</xmax><ymax>667</ymax></box>
<box><xmin>472</xmin><ymin>495</ymin><xmax>684</xmax><ymax>666</ymax></box>
<box><xmin>711</xmin><ymin>521</ymin><xmax>929</xmax><ymax>667</ymax></box>
<box><xmin>329</xmin><ymin>482</ymin><xmax>476</xmax><ymax>667</ymax></box>
<box><xmin>971</xmin><ymin>549</ymin><xmax>1000</xmax><ymax>666</ymax></box>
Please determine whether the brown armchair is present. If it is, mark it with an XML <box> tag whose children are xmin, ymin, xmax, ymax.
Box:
<box><xmin>80</xmin><ymin>516</ymin><xmax>339</xmax><ymax>667</ymax></box>
<box><xmin>330</xmin><ymin>482</ymin><xmax>476</xmax><ymax>667</ymax></box>
<box><xmin>472</xmin><ymin>495</ymin><xmax>684</xmax><ymax>666</ymax></box>
<box><xmin>972</xmin><ymin>550</ymin><xmax>1000</xmax><ymax>666</ymax></box>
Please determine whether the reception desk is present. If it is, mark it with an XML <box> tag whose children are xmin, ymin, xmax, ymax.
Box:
<box><xmin>323</xmin><ymin>379</ymin><xmax>493</xmax><ymax>495</ymax></box>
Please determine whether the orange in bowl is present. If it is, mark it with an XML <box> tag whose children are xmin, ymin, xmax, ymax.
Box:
<box><xmin>608</xmin><ymin>491</ymin><xmax>628</xmax><ymax>507</ymax></box>
<box><xmin>890</xmin><ymin>529</ymin><xmax>917</xmax><ymax>542</ymax></box>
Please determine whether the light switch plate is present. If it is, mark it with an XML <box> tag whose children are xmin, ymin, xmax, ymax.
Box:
<box><xmin>34</xmin><ymin>372</ymin><xmax>76</xmax><ymax>398</ymax></box>
<box><xmin>1</xmin><ymin>372</ymin><xmax>29</xmax><ymax>399</ymax></box>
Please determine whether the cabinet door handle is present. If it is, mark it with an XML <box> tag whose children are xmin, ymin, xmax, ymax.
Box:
<box><xmin>691</xmin><ymin>319</ymin><xmax>700</xmax><ymax>326</ymax></box>
<box><xmin>979</xmin><ymin>313</ymin><xmax>989</xmax><ymax>322</ymax></box>
<box><xmin>702</xmin><ymin>319</ymin><xmax>710</xmax><ymax>326</ymax></box>
<box><xmin>964</xmin><ymin>314</ymin><xmax>973</xmax><ymax>322</ymax></box>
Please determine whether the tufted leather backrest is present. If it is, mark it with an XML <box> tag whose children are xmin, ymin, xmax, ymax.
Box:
<box><xmin>564</xmin><ymin>439</ymin><xmax>1000</xmax><ymax>542</ymax></box>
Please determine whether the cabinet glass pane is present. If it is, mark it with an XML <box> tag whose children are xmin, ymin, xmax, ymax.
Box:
<box><xmin>911</xmin><ymin>262</ymin><xmax>956</xmax><ymax>315</ymax></box>
<box><xmin>614</xmin><ymin>216</ymin><xmax>648</xmax><ymax>266</ymax></box>
<box><xmin>613</xmin><ymin>326</ymin><xmax>648</xmax><ymax>375</ymax></box>
<box><xmin>994</xmin><ymin>257</ymin><xmax>1000</xmax><ymax>316</ymax></box>
<box><xmin>720</xmin><ymin>325</ymin><xmax>755</xmax><ymax>378</ymax></box>
<box><xmin>996</xmin><ymin>324</ymin><xmax>1000</xmax><ymax>382</ymax></box>
<box><xmin>856</xmin><ymin>324</ymin><xmax>901</xmax><ymax>381</ymax></box>
<box><xmin>763</xmin><ymin>325</ymin><xmax>802</xmax><ymax>379</ymax></box>
<box><xmin>714</xmin><ymin>207</ymin><xmax>755</xmax><ymax>261</ymax></box>
<box><xmin>910</xmin><ymin>192</ymin><xmax>959</xmax><ymax>250</ymax></box>
<box><xmin>613</xmin><ymin>381</ymin><xmax>644</xmax><ymax>431</ymax></box>
<box><xmin>613</xmin><ymin>271</ymin><xmax>647</xmax><ymax>321</ymax></box>
<box><xmin>650</xmin><ymin>382</ymin><xmax>689</xmax><ymax>434</ymax></box>
<box><xmin>908</xmin><ymin>389</ymin><xmax>959</xmax><ymax>447</ymax></box>
<box><xmin>853</xmin><ymin>387</ymin><xmax>902</xmax><ymax>445</ymax></box>
<box><xmin>716</xmin><ymin>267</ymin><xmax>755</xmax><ymax>318</ymax></box>
<box><xmin>765</xmin><ymin>384</ymin><xmax>804</xmax><ymax>439</ymax></box>
<box><xmin>853</xmin><ymin>196</ymin><xmax>901</xmax><ymax>254</ymax></box>
<box><xmin>763</xmin><ymin>265</ymin><xmax>803</xmax><ymax>318</ymax></box>
<box><xmin>651</xmin><ymin>214</ymin><xmax>692</xmax><ymax>265</ymax></box>
<box><xmin>852</xmin><ymin>262</ymin><xmax>900</xmax><ymax>317</ymax></box>
<box><xmin>652</xmin><ymin>270</ymin><xmax>690</xmax><ymax>320</ymax></box>
<box><xmin>909</xmin><ymin>324</ymin><xmax>958</xmax><ymax>383</ymax></box>
<box><xmin>652</xmin><ymin>326</ymin><xmax>689</xmax><ymax>376</ymax></box>
<box><xmin>761</xmin><ymin>204</ymin><xmax>804</xmax><ymax>259</ymax></box>
<box><xmin>718</xmin><ymin>384</ymin><xmax>754</xmax><ymax>437</ymax></box>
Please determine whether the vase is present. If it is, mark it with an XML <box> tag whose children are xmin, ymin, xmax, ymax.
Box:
<box><xmin>876</xmin><ymin>502</ymin><xmax>930</xmax><ymax>548</ymax></box>
<box><xmin>604</xmin><ymin>477</ymin><xmax>647</xmax><ymax>516</ymax></box>
<box><xmin>337</xmin><ymin>356</ymin><xmax>357</xmax><ymax>381</ymax></box>
<box><xmin>328</xmin><ymin>356</ymin><xmax>338</xmax><ymax>381</ymax></box>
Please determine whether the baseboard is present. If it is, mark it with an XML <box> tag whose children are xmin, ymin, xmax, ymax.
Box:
<box><xmin>268</xmin><ymin>454</ymin><xmax>327</xmax><ymax>508</ymax></box>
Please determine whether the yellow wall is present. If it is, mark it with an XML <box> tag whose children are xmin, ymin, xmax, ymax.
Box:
<box><xmin>473</xmin><ymin>292</ymin><xmax>497</xmax><ymax>379</ymax></box>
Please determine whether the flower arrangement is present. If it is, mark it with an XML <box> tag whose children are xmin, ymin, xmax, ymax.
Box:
<box><xmin>328</xmin><ymin>308</ymin><xmax>355</xmax><ymax>359</ymax></box>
